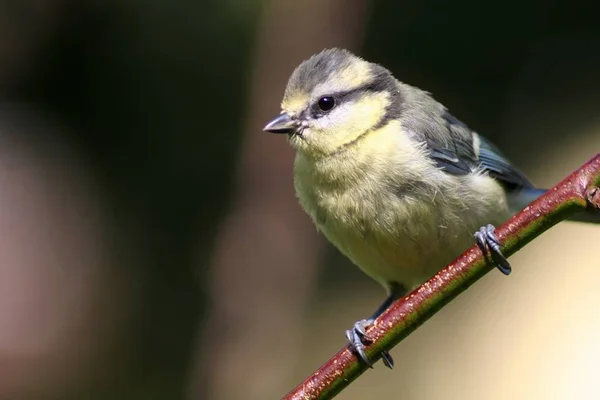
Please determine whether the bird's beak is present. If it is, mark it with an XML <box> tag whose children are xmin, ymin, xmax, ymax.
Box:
<box><xmin>263</xmin><ymin>113</ymin><xmax>297</xmax><ymax>134</ymax></box>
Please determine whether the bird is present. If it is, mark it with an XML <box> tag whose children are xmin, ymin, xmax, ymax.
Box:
<box><xmin>262</xmin><ymin>48</ymin><xmax>594</xmax><ymax>369</ymax></box>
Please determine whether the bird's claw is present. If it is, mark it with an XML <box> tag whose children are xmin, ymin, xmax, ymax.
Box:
<box><xmin>474</xmin><ymin>224</ymin><xmax>512</xmax><ymax>275</ymax></box>
<box><xmin>345</xmin><ymin>319</ymin><xmax>394</xmax><ymax>369</ymax></box>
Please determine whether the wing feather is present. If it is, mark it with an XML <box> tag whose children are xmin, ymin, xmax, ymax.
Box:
<box><xmin>398</xmin><ymin>84</ymin><xmax>533</xmax><ymax>189</ymax></box>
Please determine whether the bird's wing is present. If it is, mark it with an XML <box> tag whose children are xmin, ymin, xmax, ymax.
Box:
<box><xmin>400</xmin><ymin>93</ymin><xmax>533</xmax><ymax>189</ymax></box>
<box><xmin>475</xmin><ymin>134</ymin><xmax>534</xmax><ymax>188</ymax></box>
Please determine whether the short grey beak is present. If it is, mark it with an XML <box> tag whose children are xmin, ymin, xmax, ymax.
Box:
<box><xmin>263</xmin><ymin>113</ymin><xmax>297</xmax><ymax>134</ymax></box>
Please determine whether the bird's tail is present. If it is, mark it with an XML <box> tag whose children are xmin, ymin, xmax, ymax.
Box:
<box><xmin>508</xmin><ymin>188</ymin><xmax>600</xmax><ymax>224</ymax></box>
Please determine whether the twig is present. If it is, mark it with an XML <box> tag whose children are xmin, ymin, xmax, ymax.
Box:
<box><xmin>283</xmin><ymin>153</ymin><xmax>600</xmax><ymax>400</ymax></box>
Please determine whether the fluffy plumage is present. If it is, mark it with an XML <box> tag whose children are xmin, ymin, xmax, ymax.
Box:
<box><xmin>273</xmin><ymin>48</ymin><xmax>528</xmax><ymax>292</ymax></box>
<box><xmin>264</xmin><ymin>48</ymin><xmax>545</xmax><ymax>368</ymax></box>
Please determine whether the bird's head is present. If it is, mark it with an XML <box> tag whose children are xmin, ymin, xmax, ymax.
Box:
<box><xmin>263</xmin><ymin>48</ymin><xmax>402</xmax><ymax>158</ymax></box>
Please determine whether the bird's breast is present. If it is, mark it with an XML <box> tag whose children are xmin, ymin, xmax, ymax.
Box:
<box><xmin>292</xmin><ymin>128</ymin><xmax>510</xmax><ymax>290</ymax></box>
<box><xmin>293</xmin><ymin>153</ymin><xmax>473</xmax><ymax>289</ymax></box>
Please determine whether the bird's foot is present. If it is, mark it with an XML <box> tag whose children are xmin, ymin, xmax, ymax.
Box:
<box><xmin>345</xmin><ymin>319</ymin><xmax>394</xmax><ymax>369</ymax></box>
<box><xmin>474</xmin><ymin>224</ymin><xmax>511</xmax><ymax>275</ymax></box>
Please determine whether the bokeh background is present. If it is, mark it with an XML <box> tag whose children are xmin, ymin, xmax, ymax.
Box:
<box><xmin>1</xmin><ymin>1</ymin><xmax>599</xmax><ymax>399</ymax></box>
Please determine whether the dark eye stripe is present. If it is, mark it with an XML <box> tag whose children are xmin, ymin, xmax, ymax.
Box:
<box><xmin>307</xmin><ymin>66</ymin><xmax>402</xmax><ymax>120</ymax></box>
<box><xmin>309</xmin><ymin>86</ymin><xmax>378</xmax><ymax>117</ymax></box>
<box><xmin>326</xmin><ymin>69</ymin><xmax>399</xmax><ymax>104</ymax></box>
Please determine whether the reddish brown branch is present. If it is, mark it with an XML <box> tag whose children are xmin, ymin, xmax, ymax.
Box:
<box><xmin>283</xmin><ymin>153</ymin><xmax>600</xmax><ymax>400</ymax></box>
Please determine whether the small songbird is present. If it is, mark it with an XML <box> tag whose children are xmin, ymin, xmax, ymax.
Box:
<box><xmin>262</xmin><ymin>48</ymin><xmax>590</xmax><ymax>368</ymax></box>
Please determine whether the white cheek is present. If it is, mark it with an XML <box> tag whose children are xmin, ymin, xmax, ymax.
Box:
<box><xmin>311</xmin><ymin>104</ymin><xmax>352</xmax><ymax>131</ymax></box>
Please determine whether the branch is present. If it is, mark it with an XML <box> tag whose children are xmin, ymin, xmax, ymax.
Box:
<box><xmin>283</xmin><ymin>153</ymin><xmax>600</xmax><ymax>400</ymax></box>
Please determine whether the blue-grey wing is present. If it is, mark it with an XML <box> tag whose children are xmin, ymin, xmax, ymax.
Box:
<box><xmin>476</xmin><ymin>135</ymin><xmax>534</xmax><ymax>189</ymax></box>
<box><xmin>398</xmin><ymin>85</ymin><xmax>534</xmax><ymax>189</ymax></box>
<box><xmin>411</xmin><ymin>111</ymin><xmax>534</xmax><ymax>188</ymax></box>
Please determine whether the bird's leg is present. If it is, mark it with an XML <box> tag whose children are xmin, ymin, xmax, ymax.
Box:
<box><xmin>345</xmin><ymin>283</ymin><xmax>406</xmax><ymax>369</ymax></box>
<box><xmin>474</xmin><ymin>224</ymin><xmax>512</xmax><ymax>275</ymax></box>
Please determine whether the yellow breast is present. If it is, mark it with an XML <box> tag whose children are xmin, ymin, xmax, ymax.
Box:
<box><xmin>293</xmin><ymin>122</ymin><xmax>509</xmax><ymax>290</ymax></box>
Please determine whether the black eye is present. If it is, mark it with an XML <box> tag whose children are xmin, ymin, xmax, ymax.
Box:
<box><xmin>317</xmin><ymin>96</ymin><xmax>335</xmax><ymax>112</ymax></box>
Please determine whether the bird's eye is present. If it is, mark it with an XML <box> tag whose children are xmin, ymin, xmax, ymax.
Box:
<box><xmin>317</xmin><ymin>96</ymin><xmax>335</xmax><ymax>112</ymax></box>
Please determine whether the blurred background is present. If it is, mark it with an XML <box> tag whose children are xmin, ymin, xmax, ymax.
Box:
<box><xmin>0</xmin><ymin>1</ymin><xmax>599</xmax><ymax>399</ymax></box>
